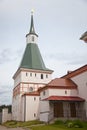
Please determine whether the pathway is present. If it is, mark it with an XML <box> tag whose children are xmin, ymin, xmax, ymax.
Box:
<box><xmin>0</xmin><ymin>125</ymin><xmax>25</xmax><ymax>130</ymax></box>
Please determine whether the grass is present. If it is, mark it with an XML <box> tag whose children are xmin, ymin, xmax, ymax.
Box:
<box><xmin>30</xmin><ymin>120</ymin><xmax>87</xmax><ymax>130</ymax></box>
<box><xmin>3</xmin><ymin>120</ymin><xmax>44</xmax><ymax>128</ymax></box>
<box><xmin>2</xmin><ymin>119</ymin><xmax>87</xmax><ymax>130</ymax></box>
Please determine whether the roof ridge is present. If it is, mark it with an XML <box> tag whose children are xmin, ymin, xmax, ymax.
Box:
<box><xmin>62</xmin><ymin>64</ymin><xmax>87</xmax><ymax>78</ymax></box>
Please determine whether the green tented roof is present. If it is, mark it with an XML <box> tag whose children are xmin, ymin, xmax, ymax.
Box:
<box><xmin>19</xmin><ymin>43</ymin><xmax>52</xmax><ymax>71</ymax></box>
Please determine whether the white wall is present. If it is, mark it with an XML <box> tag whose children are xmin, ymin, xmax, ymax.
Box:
<box><xmin>71</xmin><ymin>71</ymin><xmax>87</xmax><ymax>100</ymax></box>
<box><xmin>71</xmin><ymin>71</ymin><xmax>87</xmax><ymax>117</ymax></box>
<box><xmin>25</xmin><ymin>95</ymin><xmax>40</xmax><ymax>121</ymax></box>
<box><xmin>12</xmin><ymin>95</ymin><xmax>22</xmax><ymax>121</ymax></box>
<box><xmin>2</xmin><ymin>108</ymin><xmax>12</xmax><ymax>123</ymax></box>
<box><xmin>49</xmin><ymin>89</ymin><xmax>77</xmax><ymax>97</ymax></box>
<box><xmin>14</xmin><ymin>70</ymin><xmax>52</xmax><ymax>88</ymax></box>
<box><xmin>39</xmin><ymin>100</ymin><xmax>49</xmax><ymax>122</ymax></box>
<box><xmin>21</xmin><ymin>71</ymin><xmax>52</xmax><ymax>84</ymax></box>
<box><xmin>40</xmin><ymin>88</ymin><xmax>77</xmax><ymax>100</ymax></box>
<box><xmin>26</xmin><ymin>34</ymin><xmax>38</xmax><ymax>44</ymax></box>
<box><xmin>14</xmin><ymin>72</ymin><xmax>21</xmax><ymax>87</ymax></box>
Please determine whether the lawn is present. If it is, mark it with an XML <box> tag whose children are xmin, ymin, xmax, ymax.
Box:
<box><xmin>30</xmin><ymin>120</ymin><xmax>87</xmax><ymax>130</ymax></box>
<box><xmin>2</xmin><ymin>119</ymin><xmax>87</xmax><ymax>130</ymax></box>
<box><xmin>31</xmin><ymin>125</ymin><xmax>87</xmax><ymax>130</ymax></box>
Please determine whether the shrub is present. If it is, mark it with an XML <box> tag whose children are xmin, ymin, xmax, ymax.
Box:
<box><xmin>54</xmin><ymin>120</ymin><xmax>64</xmax><ymax>125</ymax></box>
<box><xmin>73</xmin><ymin>120</ymin><xmax>83</xmax><ymax>128</ymax></box>
<box><xmin>67</xmin><ymin>122</ymin><xmax>74</xmax><ymax>128</ymax></box>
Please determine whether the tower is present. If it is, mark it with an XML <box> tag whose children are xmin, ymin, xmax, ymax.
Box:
<box><xmin>12</xmin><ymin>12</ymin><xmax>53</xmax><ymax>121</ymax></box>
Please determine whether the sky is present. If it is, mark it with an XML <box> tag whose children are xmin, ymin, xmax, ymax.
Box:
<box><xmin>0</xmin><ymin>0</ymin><xmax>87</xmax><ymax>105</ymax></box>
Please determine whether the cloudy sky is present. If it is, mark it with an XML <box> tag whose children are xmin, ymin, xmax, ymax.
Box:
<box><xmin>0</xmin><ymin>0</ymin><xmax>87</xmax><ymax>105</ymax></box>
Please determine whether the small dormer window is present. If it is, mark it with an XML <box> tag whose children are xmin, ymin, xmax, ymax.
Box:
<box><xmin>32</xmin><ymin>36</ymin><xmax>34</xmax><ymax>41</ymax></box>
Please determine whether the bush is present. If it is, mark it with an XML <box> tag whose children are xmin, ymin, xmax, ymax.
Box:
<box><xmin>67</xmin><ymin>122</ymin><xmax>74</xmax><ymax>128</ymax></box>
<box><xmin>73</xmin><ymin>120</ymin><xmax>83</xmax><ymax>128</ymax></box>
<box><xmin>54</xmin><ymin>120</ymin><xmax>64</xmax><ymax>125</ymax></box>
<box><xmin>65</xmin><ymin>120</ymin><xmax>83</xmax><ymax>128</ymax></box>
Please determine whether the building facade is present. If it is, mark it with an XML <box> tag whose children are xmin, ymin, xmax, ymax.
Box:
<box><xmin>12</xmin><ymin>12</ymin><xmax>53</xmax><ymax>121</ymax></box>
<box><xmin>39</xmin><ymin>66</ymin><xmax>87</xmax><ymax>122</ymax></box>
<box><xmin>12</xmin><ymin>13</ymin><xmax>87</xmax><ymax>122</ymax></box>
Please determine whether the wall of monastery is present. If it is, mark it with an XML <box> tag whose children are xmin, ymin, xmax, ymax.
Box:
<box><xmin>40</xmin><ymin>88</ymin><xmax>77</xmax><ymax>100</ymax></box>
<box><xmin>25</xmin><ymin>95</ymin><xmax>40</xmax><ymax>121</ymax></box>
<box><xmin>71</xmin><ymin>71</ymin><xmax>87</xmax><ymax>118</ymax></box>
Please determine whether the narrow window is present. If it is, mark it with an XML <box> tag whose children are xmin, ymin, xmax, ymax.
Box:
<box><xmin>41</xmin><ymin>74</ymin><xmax>43</xmax><ymax>79</ymax></box>
<box><xmin>34</xmin><ymin>97</ymin><xmax>36</xmax><ymax>101</ymax></box>
<box><xmin>46</xmin><ymin>74</ymin><xmax>48</xmax><ymax>78</ymax></box>
<box><xmin>26</xmin><ymin>72</ymin><xmax>28</xmax><ymax>76</ymax></box>
<box><xmin>34</xmin><ymin>113</ymin><xmax>36</xmax><ymax>117</ymax></box>
<box><xmin>32</xmin><ymin>36</ymin><xmax>34</xmax><ymax>41</ymax></box>
<box><xmin>43</xmin><ymin>91</ymin><xmax>46</xmax><ymax>96</ymax></box>
<box><xmin>30</xmin><ymin>73</ymin><xmax>32</xmax><ymax>77</ymax></box>
<box><xmin>65</xmin><ymin>90</ymin><xmax>67</xmax><ymax>94</ymax></box>
<box><xmin>35</xmin><ymin>73</ymin><xmax>36</xmax><ymax>77</ymax></box>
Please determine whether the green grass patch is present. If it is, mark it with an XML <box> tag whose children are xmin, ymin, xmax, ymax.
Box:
<box><xmin>30</xmin><ymin>125</ymin><xmax>66</xmax><ymax>130</ymax></box>
<box><xmin>3</xmin><ymin>120</ymin><xmax>44</xmax><ymax>128</ymax></box>
<box><xmin>31</xmin><ymin>120</ymin><xmax>87</xmax><ymax>130</ymax></box>
<box><xmin>2</xmin><ymin>119</ymin><xmax>87</xmax><ymax>130</ymax></box>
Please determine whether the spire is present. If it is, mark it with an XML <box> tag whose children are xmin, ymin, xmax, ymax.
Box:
<box><xmin>29</xmin><ymin>10</ymin><xmax>37</xmax><ymax>35</ymax></box>
<box><xmin>26</xmin><ymin>10</ymin><xmax>38</xmax><ymax>44</ymax></box>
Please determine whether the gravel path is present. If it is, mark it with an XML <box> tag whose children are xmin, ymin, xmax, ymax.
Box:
<box><xmin>0</xmin><ymin>125</ymin><xmax>25</xmax><ymax>130</ymax></box>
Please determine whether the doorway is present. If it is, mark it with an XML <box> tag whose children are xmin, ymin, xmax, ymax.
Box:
<box><xmin>54</xmin><ymin>102</ymin><xmax>63</xmax><ymax>117</ymax></box>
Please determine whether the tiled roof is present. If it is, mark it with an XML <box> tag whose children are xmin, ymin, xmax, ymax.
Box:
<box><xmin>48</xmin><ymin>78</ymin><xmax>77</xmax><ymax>87</ymax></box>
<box><xmin>62</xmin><ymin>64</ymin><xmax>87</xmax><ymax>79</ymax></box>
<box><xmin>22</xmin><ymin>91</ymin><xmax>40</xmax><ymax>96</ymax></box>
<box><xmin>38</xmin><ymin>78</ymin><xmax>77</xmax><ymax>92</ymax></box>
<box><xmin>44</xmin><ymin>96</ymin><xmax>85</xmax><ymax>102</ymax></box>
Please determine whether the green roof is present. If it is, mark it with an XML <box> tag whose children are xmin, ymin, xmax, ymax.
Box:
<box><xmin>29</xmin><ymin>13</ymin><xmax>35</xmax><ymax>34</ymax></box>
<box><xmin>19</xmin><ymin>43</ymin><xmax>52</xmax><ymax>71</ymax></box>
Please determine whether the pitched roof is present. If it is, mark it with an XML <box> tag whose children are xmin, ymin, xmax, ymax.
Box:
<box><xmin>44</xmin><ymin>96</ymin><xmax>85</xmax><ymax>102</ymax></box>
<box><xmin>19</xmin><ymin>43</ymin><xmax>52</xmax><ymax>72</ymax></box>
<box><xmin>62</xmin><ymin>64</ymin><xmax>87</xmax><ymax>79</ymax></box>
<box><xmin>22</xmin><ymin>91</ymin><xmax>40</xmax><ymax>96</ymax></box>
<box><xmin>48</xmin><ymin>78</ymin><xmax>77</xmax><ymax>87</ymax></box>
<box><xmin>38</xmin><ymin>78</ymin><xmax>77</xmax><ymax>92</ymax></box>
